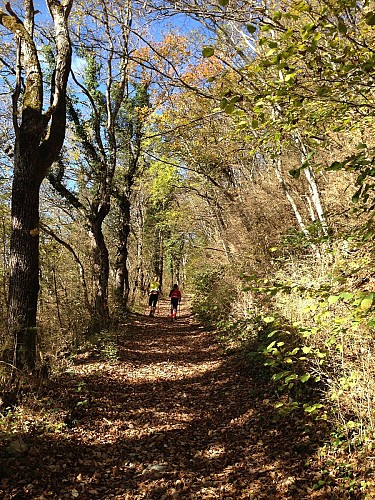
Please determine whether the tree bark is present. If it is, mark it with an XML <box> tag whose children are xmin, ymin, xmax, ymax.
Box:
<box><xmin>1</xmin><ymin>0</ymin><xmax>73</xmax><ymax>371</ymax></box>
<box><xmin>8</xmin><ymin>168</ymin><xmax>41</xmax><ymax>371</ymax></box>
<box><xmin>295</xmin><ymin>133</ymin><xmax>329</xmax><ymax>236</ymax></box>
<box><xmin>89</xmin><ymin>212</ymin><xmax>110</xmax><ymax>333</ymax></box>
<box><xmin>274</xmin><ymin>158</ymin><xmax>309</xmax><ymax>237</ymax></box>
<box><xmin>114</xmin><ymin>195</ymin><xmax>131</xmax><ymax>315</ymax></box>
<box><xmin>274</xmin><ymin>158</ymin><xmax>320</xmax><ymax>257</ymax></box>
<box><xmin>130</xmin><ymin>203</ymin><xmax>145</xmax><ymax>305</ymax></box>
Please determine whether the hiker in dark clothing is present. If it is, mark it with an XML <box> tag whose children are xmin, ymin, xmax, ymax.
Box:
<box><xmin>169</xmin><ymin>284</ymin><xmax>181</xmax><ymax>320</ymax></box>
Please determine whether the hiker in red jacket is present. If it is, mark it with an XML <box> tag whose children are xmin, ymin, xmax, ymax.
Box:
<box><xmin>169</xmin><ymin>284</ymin><xmax>181</xmax><ymax>320</ymax></box>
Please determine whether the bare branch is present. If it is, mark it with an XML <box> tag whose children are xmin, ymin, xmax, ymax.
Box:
<box><xmin>40</xmin><ymin>222</ymin><xmax>92</xmax><ymax>312</ymax></box>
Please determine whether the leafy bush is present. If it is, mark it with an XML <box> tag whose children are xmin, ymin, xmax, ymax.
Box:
<box><xmin>191</xmin><ymin>267</ymin><xmax>238</xmax><ymax>324</ymax></box>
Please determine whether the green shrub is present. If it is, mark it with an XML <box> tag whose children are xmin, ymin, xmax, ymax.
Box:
<box><xmin>191</xmin><ymin>267</ymin><xmax>237</xmax><ymax>324</ymax></box>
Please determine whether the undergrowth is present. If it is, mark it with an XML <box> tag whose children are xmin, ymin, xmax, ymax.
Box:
<box><xmin>191</xmin><ymin>233</ymin><xmax>375</xmax><ymax>496</ymax></box>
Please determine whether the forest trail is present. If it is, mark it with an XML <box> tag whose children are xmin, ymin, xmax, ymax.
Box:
<box><xmin>1</xmin><ymin>301</ymin><xmax>330</xmax><ymax>499</ymax></box>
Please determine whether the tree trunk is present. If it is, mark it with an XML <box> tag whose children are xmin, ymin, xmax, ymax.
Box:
<box><xmin>211</xmin><ymin>201</ymin><xmax>232</xmax><ymax>261</ymax></box>
<box><xmin>274</xmin><ymin>158</ymin><xmax>309</xmax><ymax>237</ymax></box>
<box><xmin>295</xmin><ymin>133</ymin><xmax>329</xmax><ymax>236</ymax></box>
<box><xmin>274</xmin><ymin>158</ymin><xmax>320</xmax><ymax>257</ymax></box>
<box><xmin>114</xmin><ymin>195</ymin><xmax>131</xmax><ymax>315</ymax></box>
<box><xmin>41</xmin><ymin>222</ymin><xmax>92</xmax><ymax>313</ymax></box>
<box><xmin>150</xmin><ymin>228</ymin><xmax>164</xmax><ymax>290</ymax></box>
<box><xmin>131</xmin><ymin>206</ymin><xmax>145</xmax><ymax>305</ymax></box>
<box><xmin>1</xmin><ymin>0</ymin><xmax>73</xmax><ymax>370</ymax></box>
<box><xmin>303</xmin><ymin>165</ymin><xmax>329</xmax><ymax>236</ymax></box>
<box><xmin>170</xmin><ymin>258</ymin><xmax>174</xmax><ymax>287</ymax></box>
<box><xmin>158</xmin><ymin>229</ymin><xmax>164</xmax><ymax>290</ymax></box>
<box><xmin>89</xmin><ymin>216</ymin><xmax>110</xmax><ymax>333</ymax></box>
<box><xmin>8</xmin><ymin>159</ymin><xmax>41</xmax><ymax>371</ymax></box>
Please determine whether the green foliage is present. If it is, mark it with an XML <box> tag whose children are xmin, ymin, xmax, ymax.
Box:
<box><xmin>148</xmin><ymin>161</ymin><xmax>181</xmax><ymax>207</ymax></box>
<box><xmin>207</xmin><ymin>0</ymin><xmax>375</xmax><ymax>205</ymax></box>
<box><xmin>40</xmin><ymin>44</ymin><xmax>56</xmax><ymax>83</ymax></box>
<box><xmin>0</xmin><ymin>403</ymin><xmax>65</xmax><ymax>436</ymax></box>
<box><xmin>91</xmin><ymin>330</ymin><xmax>119</xmax><ymax>363</ymax></box>
<box><xmin>260</xmin><ymin>315</ymin><xmax>325</xmax><ymax>410</ymax></box>
<box><xmin>327</xmin><ymin>144</ymin><xmax>375</xmax><ymax>208</ymax></box>
<box><xmin>140</xmin><ymin>158</ymin><xmax>185</xmax><ymax>280</ymax></box>
<box><xmin>246</xmin><ymin>24</ymin><xmax>257</xmax><ymax>34</ymax></box>
<box><xmin>243</xmin><ymin>251</ymin><xmax>375</xmax><ymax>420</ymax></box>
<box><xmin>117</xmin><ymin>83</ymin><xmax>151</xmax><ymax>160</ymax></box>
<box><xmin>82</xmin><ymin>52</ymin><xmax>106</xmax><ymax>111</ymax></box>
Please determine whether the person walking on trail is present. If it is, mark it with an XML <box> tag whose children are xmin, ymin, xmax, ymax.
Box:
<box><xmin>169</xmin><ymin>284</ymin><xmax>181</xmax><ymax>321</ymax></box>
<box><xmin>147</xmin><ymin>277</ymin><xmax>160</xmax><ymax>317</ymax></box>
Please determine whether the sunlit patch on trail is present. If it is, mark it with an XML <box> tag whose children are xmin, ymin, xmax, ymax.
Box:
<box><xmin>199</xmin><ymin>443</ymin><xmax>226</xmax><ymax>460</ymax></box>
<box><xmin>227</xmin><ymin>408</ymin><xmax>256</xmax><ymax>428</ymax></box>
<box><xmin>120</xmin><ymin>360</ymin><xmax>224</xmax><ymax>382</ymax></box>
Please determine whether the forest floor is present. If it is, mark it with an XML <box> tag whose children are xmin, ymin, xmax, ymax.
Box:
<box><xmin>0</xmin><ymin>301</ymin><xmax>370</xmax><ymax>499</ymax></box>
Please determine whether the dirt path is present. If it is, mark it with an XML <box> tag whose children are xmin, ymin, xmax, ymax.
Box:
<box><xmin>1</xmin><ymin>301</ymin><xmax>331</xmax><ymax>499</ymax></box>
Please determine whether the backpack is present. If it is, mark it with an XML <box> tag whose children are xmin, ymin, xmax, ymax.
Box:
<box><xmin>170</xmin><ymin>289</ymin><xmax>181</xmax><ymax>299</ymax></box>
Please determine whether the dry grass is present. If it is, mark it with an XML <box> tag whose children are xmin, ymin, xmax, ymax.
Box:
<box><xmin>262</xmin><ymin>240</ymin><xmax>375</xmax><ymax>437</ymax></box>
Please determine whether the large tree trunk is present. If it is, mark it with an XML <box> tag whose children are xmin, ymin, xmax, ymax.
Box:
<box><xmin>8</xmin><ymin>157</ymin><xmax>42</xmax><ymax>371</ymax></box>
<box><xmin>1</xmin><ymin>0</ymin><xmax>73</xmax><ymax>371</ymax></box>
